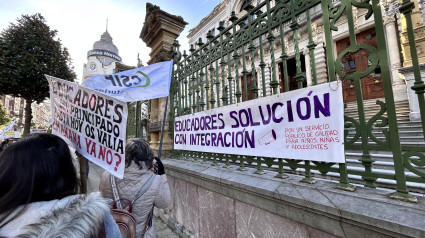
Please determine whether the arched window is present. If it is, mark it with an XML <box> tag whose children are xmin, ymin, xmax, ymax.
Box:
<box><xmin>239</xmin><ymin>0</ymin><xmax>248</xmax><ymax>13</ymax></box>
<box><xmin>238</xmin><ymin>0</ymin><xmax>255</xmax><ymax>24</ymax></box>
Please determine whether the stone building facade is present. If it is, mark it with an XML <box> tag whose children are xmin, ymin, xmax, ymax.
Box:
<box><xmin>186</xmin><ymin>0</ymin><xmax>425</xmax><ymax>121</ymax></box>
<box><xmin>1</xmin><ymin>95</ymin><xmax>25</xmax><ymax>130</ymax></box>
<box><xmin>31</xmin><ymin>100</ymin><xmax>51</xmax><ymax>129</ymax></box>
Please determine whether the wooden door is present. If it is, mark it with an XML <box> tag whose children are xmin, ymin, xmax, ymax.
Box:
<box><xmin>241</xmin><ymin>73</ymin><xmax>256</xmax><ymax>101</ymax></box>
<box><xmin>336</xmin><ymin>28</ymin><xmax>384</xmax><ymax>102</ymax></box>
<box><xmin>278</xmin><ymin>55</ymin><xmax>306</xmax><ymax>93</ymax></box>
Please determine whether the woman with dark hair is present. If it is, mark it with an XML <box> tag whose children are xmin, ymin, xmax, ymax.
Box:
<box><xmin>0</xmin><ymin>133</ymin><xmax>121</xmax><ymax>237</ymax></box>
<box><xmin>99</xmin><ymin>138</ymin><xmax>171</xmax><ymax>237</ymax></box>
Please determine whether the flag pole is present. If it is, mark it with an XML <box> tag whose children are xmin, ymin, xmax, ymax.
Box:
<box><xmin>157</xmin><ymin>96</ymin><xmax>168</xmax><ymax>160</ymax></box>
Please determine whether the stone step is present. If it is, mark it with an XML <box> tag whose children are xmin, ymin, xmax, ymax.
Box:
<box><xmin>344</xmin><ymin>99</ymin><xmax>411</xmax><ymax>122</ymax></box>
<box><xmin>345</xmin><ymin>109</ymin><xmax>410</xmax><ymax>114</ymax></box>
<box><xmin>352</xmin><ymin>141</ymin><xmax>425</xmax><ymax>146</ymax></box>
<box><xmin>345</xmin><ymin>126</ymin><xmax>424</xmax><ymax>132</ymax></box>
<box><xmin>345</xmin><ymin>149</ymin><xmax>394</xmax><ymax>155</ymax></box>
<box><xmin>346</xmin><ymin>135</ymin><xmax>424</xmax><ymax>142</ymax></box>
<box><xmin>345</xmin><ymin>151</ymin><xmax>393</xmax><ymax>161</ymax></box>
<box><xmin>344</xmin><ymin>98</ymin><xmax>409</xmax><ymax>107</ymax></box>
<box><xmin>345</xmin><ymin>107</ymin><xmax>410</xmax><ymax>112</ymax></box>
<box><xmin>342</xmin><ymin>159</ymin><xmax>425</xmax><ymax>176</ymax></box>
<box><xmin>398</xmin><ymin>121</ymin><xmax>424</xmax><ymax>126</ymax></box>
<box><xmin>345</xmin><ymin>125</ymin><xmax>424</xmax><ymax>134</ymax></box>
<box><xmin>344</xmin><ymin>113</ymin><xmax>411</xmax><ymax>120</ymax></box>
<box><xmin>345</xmin><ymin>116</ymin><xmax>411</xmax><ymax>123</ymax></box>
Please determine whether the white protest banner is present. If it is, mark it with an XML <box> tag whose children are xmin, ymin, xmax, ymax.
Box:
<box><xmin>174</xmin><ymin>81</ymin><xmax>344</xmax><ymax>163</ymax></box>
<box><xmin>46</xmin><ymin>75</ymin><xmax>128</xmax><ymax>178</ymax></box>
<box><xmin>0</xmin><ymin>119</ymin><xmax>15</xmax><ymax>137</ymax></box>
<box><xmin>82</xmin><ymin>60</ymin><xmax>173</xmax><ymax>102</ymax></box>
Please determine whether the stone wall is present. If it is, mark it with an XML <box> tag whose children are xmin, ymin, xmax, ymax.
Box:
<box><xmin>163</xmin><ymin>158</ymin><xmax>425</xmax><ymax>238</ymax></box>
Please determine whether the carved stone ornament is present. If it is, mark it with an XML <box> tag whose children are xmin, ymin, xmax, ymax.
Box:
<box><xmin>140</xmin><ymin>3</ymin><xmax>187</xmax><ymax>64</ymax></box>
<box><xmin>383</xmin><ymin>15</ymin><xmax>396</xmax><ymax>26</ymax></box>
<box><xmin>383</xmin><ymin>0</ymin><xmax>401</xmax><ymax>18</ymax></box>
<box><xmin>140</xmin><ymin>3</ymin><xmax>187</xmax><ymax>48</ymax></box>
<box><xmin>419</xmin><ymin>0</ymin><xmax>425</xmax><ymax>9</ymax></box>
<box><xmin>419</xmin><ymin>0</ymin><xmax>425</xmax><ymax>24</ymax></box>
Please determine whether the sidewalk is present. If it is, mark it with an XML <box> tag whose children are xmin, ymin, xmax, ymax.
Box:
<box><xmin>85</xmin><ymin>161</ymin><xmax>179</xmax><ymax>238</ymax></box>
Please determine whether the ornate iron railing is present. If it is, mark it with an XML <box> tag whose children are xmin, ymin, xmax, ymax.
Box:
<box><xmin>168</xmin><ymin>0</ymin><xmax>425</xmax><ymax>202</ymax></box>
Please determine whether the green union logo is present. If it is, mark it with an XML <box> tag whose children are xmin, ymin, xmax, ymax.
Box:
<box><xmin>103</xmin><ymin>70</ymin><xmax>151</xmax><ymax>88</ymax></box>
<box><xmin>130</xmin><ymin>70</ymin><xmax>150</xmax><ymax>88</ymax></box>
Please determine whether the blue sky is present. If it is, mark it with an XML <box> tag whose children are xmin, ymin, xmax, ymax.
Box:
<box><xmin>0</xmin><ymin>0</ymin><xmax>221</xmax><ymax>81</ymax></box>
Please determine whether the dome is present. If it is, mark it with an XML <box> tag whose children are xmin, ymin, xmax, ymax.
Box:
<box><xmin>88</xmin><ymin>30</ymin><xmax>122</xmax><ymax>62</ymax></box>
<box><xmin>92</xmin><ymin>31</ymin><xmax>119</xmax><ymax>55</ymax></box>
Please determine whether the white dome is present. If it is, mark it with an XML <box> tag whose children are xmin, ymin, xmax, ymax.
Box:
<box><xmin>92</xmin><ymin>31</ymin><xmax>119</xmax><ymax>55</ymax></box>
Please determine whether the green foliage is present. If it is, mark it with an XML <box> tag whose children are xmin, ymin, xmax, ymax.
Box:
<box><xmin>0</xmin><ymin>13</ymin><xmax>76</xmax><ymax>102</ymax></box>
<box><xmin>0</xmin><ymin>13</ymin><xmax>76</xmax><ymax>136</ymax></box>
<box><xmin>0</xmin><ymin>100</ymin><xmax>11</xmax><ymax>126</ymax></box>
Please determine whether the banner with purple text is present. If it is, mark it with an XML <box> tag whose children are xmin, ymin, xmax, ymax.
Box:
<box><xmin>174</xmin><ymin>81</ymin><xmax>344</xmax><ymax>163</ymax></box>
<box><xmin>46</xmin><ymin>75</ymin><xmax>128</xmax><ymax>178</ymax></box>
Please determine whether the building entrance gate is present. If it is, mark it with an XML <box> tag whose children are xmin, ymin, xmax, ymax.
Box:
<box><xmin>167</xmin><ymin>0</ymin><xmax>425</xmax><ymax>202</ymax></box>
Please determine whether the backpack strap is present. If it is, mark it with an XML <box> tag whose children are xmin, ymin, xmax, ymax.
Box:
<box><xmin>110</xmin><ymin>174</ymin><xmax>122</xmax><ymax>209</ymax></box>
<box><xmin>141</xmin><ymin>206</ymin><xmax>154</xmax><ymax>238</ymax></box>
<box><xmin>132</xmin><ymin>174</ymin><xmax>155</xmax><ymax>204</ymax></box>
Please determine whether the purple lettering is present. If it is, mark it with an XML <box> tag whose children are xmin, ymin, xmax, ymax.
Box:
<box><xmin>175</xmin><ymin>121</ymin><xmax>180</xmax><ymax>132</ymax></box>
<box><xmin>200</xmin><ymin>133</ymin><xmax>205</xmax><ymax>146</ymax></box>
<box><xmin>200</xmin><ymin>116</ymin><xmax>205</xmax><ymax>130</ymax></box>
<box><xmin>217</xmin><ymin>133</ymin><xmax>224</xmax><ymax>147</ymax></box>
<box><xmin>245</xmin><ymin>130</ymin><xmax>255</xmax><ymax>148</ymax></box>
<box><xmin>297</xmin><ymin>97</ymin><xmax>311</xmax><ymax>120</ymax></box>
<box><xmin>248</xmin><ymin>108</ymin><xmax>260</xmax><ymax>126</ymax></box>
<box><xmin>194</xmin><ymin>117</ymin><xmax>200</xmax><ymax>131</ymax></box>
<box><xmin>205</xmin><ymin>133</ymin><xmax>210</xmax><ymax>146</ymax></box>
<box><xmin>212</xmin><ymin>133</ymin><xmax>217</xmax><ymax>146</ymax></box>
<box><xmin>272</xmin><ymin>102</ymin><xmax>284</xmax><ymax>123</ymax></box>
<box><xmin>236</xmin><ymin>131</ymin><xmax>244</xmax><ymax>148</ymax></box>
<box><xmin>204</xmin><ymin>116</ymin><xmax>211</xmax><ymax>130</ymax></box>
<box><xmin>287</xmin><ymin>100</ymin><xmax>294</xmax><ymax>122</ymax></box>
<box><xmin>211</xmin><ymin>114</ymin><xmax>217</xmax><ymax>130</ymax></box>
<box><xmin>218</xmin><ymin>113</ymin><xmax>225</xmax><ymax>129</ymax></box>
<box><xmin>259</xmin><ymin>105</ymin><xmax>272</xmax><ymax>125</ymax></box>
<box><xmin>230</xmin><ymin>111</ymin><xmax>239</xmax><ymax>128</ymax></box>
<box><xmin>314</xmin><ymin>93</ymin><xmax>330</xmax><ymax>118</ymax></box>
<box><xmin>224</xmin><ymin>132</ymin><xmax>231</xmax><ymax>147</ymax></box>
<box><xmin>239</xmin><ymin>109</ymin><xmax>250</xmax><ymax>127</ymax></box>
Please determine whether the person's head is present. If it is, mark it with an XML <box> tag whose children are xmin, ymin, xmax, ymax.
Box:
<box><xmin>0</xmin><ymin>133</ymin><xmax>79</xmax><ymax>225</ymax></box>
<box><xmin>125</xmin><ymin>138</ymin><xmax>154</xmax><ymax>170</ymax></box>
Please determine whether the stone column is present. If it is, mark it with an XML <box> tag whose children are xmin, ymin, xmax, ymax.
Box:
<box><xmin>140</xmin><ymin>3</ymin><xmax>187</xmax><ymax>155</ymax></box>
<box><xmin>419</xmin><ymin>0</ymin><xmax>425</xmax><ymax>25</ymax></box>
<box><xmin>399</xmin><ymin>64</ymin><xmax>425</xmax><ymax>121</ymax></box>
<box><xmin>264</xmin><ymin>63</ymin><xmax>271</xmax><ymax>96</ymax></box>
<box><xmin>314</xmin><ymin>42</ymin><xmax>328</xmax><ymax>85</ymax></box>
<box><xmin>397</xmin><ymin>0</ymin><xmax>425</xmax><ymax>119</ymax></box>
<box><xmin>400</xmin><ymin>0</ymin><xmax>425</xmax><ymax>67</ymax></box>
<box><xmin>303</xmin><ymin>48</ymin><xmax>313</xmax><ymax>87</ymax></box>
<box><xmin>384</xmin><ymin>15</ymin><xmax>408</xmax><ymax>102</ymax></box>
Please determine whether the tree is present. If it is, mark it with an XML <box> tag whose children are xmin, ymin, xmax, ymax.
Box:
<box><xmin>0</xmin><ymin>14</ymin><xmax>76</xmax><ymax>136</ymax></box>
<box><xmin>0</xmin><ymin>100</ymin><xmax>11</xmax><ymax>126</ymax></box>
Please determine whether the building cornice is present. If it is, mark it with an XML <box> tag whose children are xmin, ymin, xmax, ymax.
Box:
<box><xmin>187</xmin><ymin>0</ymin><xmax>230</xmax><ymax>39</ymax></box>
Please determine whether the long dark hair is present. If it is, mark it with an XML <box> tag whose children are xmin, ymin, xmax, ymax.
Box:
<box><xmin>0</xmin><ymin>133</ymin><xmax>79</xmax><ymax>227</ymax></box>
<box><xmin>125</xmin><ymin>138</ymin><xmax>154</xmax><ymax>170</ymax></box>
